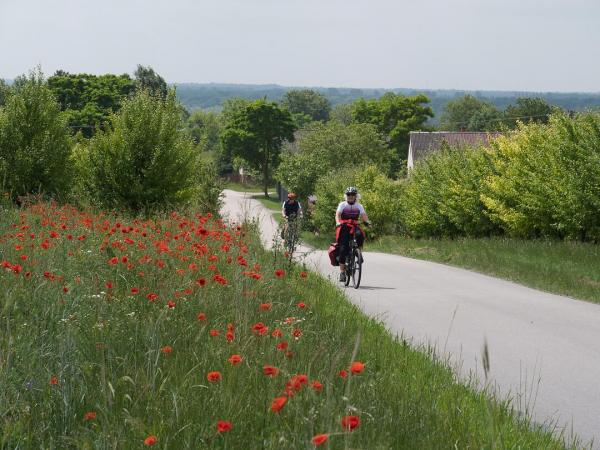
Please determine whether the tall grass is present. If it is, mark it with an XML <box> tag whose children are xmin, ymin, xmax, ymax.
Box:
<box><xmin>0</xmin><ymin>202</ymin><xmax>577</xmax><ymax>448</ymax></box>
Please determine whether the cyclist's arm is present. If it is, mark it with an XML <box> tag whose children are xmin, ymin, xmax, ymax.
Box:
<box><xmin>281</xmin><ymin>202</ymin><xmax>287</xmax><ymax>219</ymax></box>
<box><xmin>359</xmin><ymin>205</ymin><xmax>370</xmax><ymax>225</ymax></box>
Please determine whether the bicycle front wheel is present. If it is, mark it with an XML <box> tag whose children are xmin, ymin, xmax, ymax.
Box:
<box><xmin>352</xmin><ymin>248</ymin><xmax>362</xmax><ymax>289</ymax></box>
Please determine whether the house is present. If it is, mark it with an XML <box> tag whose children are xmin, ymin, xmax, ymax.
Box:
<box><xmin>407</xmin><ymin>131</ymin><xmax>502</xmax><ymax>170</ymax></box>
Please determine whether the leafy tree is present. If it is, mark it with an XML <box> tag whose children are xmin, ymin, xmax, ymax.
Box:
<box><xmin>330</xmin><ymin>103</ymin><xmax>353</xmax><ymax>125</ymax></box>
<box><xmin>0</xmin><ymin>79</ymin><xmax>11</xmax><ymax>106</ymax></box>
<box><xmin>351</xmin><ymin>92</ymin><xmax>433</xmax><ymax>170</ymax></box>
<box><xmin>0</xmin><ymin>69</ymin><xmax>72</xmax><ymax>200</ymax></box>
<box><xmin>504</xmin><ymin>97</ymin><xmax>557</xmax><ymax>128</ymax></box>
<box><xmin>134</xmin><ymin>65</ymin><xmax>168</xmax><ymax>99</ymax></box>
<box><xmin>221</xmin><ymin>99</ymin><xmax>296</xmax><ymax>196</ymax></box>
<box><xmin>48</xmin><ymin>71</ymin><xmax>135</xmax><ymax>137</ymax></box>
<box><xmin>281</xmin><ymin>89</ymin><xmax>331</xmax><ymax>122</ymax></box>
<box><xmin>85</xmin><ymin>90</ymin><xmax>208</xmax><ymax>211</ymax></box>
<box><xmin>276</xmin><ymin>121</ymin><xmax>392</xmax><ymax>200</ymax></box>
<box><xmin>188</xmin><ymin>109</ymin><xmax>223</xmax><ymax>153</ymax></box>
<box><xmin>439</xmin><ymin>95</ymin><xmax>502</xmax><ymax>131</ymax></box>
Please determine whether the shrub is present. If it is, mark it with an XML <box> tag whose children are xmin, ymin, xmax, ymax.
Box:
<box><xmin>0</xmin><ymin>69</ymin><xmax>72</xmax><ymax>200</ymax></box>
<box><xmin>86</xmin><ymin>90</ymin><xmax>217</xmax><ymax>212</ymax></box>
<box><xmin>276</xmin><ymin>121</ymin><xmax>393</xmax><ymax>201</ymax></box>
<box><xmin>481</xmin><ymin>113</ymin><xmax>600</xmax><ymax>241</ymax></box>
<box><xmin>312</xmin><ymin>166</ymin><xmax>403</xmax><ymax>238</ymax></box>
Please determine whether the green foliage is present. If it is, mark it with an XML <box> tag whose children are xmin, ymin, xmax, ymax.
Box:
<box><xmin>134</xmin><ymin>64</ymin><xmax>168</xmax><ymax>99</ymax></box>
<box><xmin>351</xmin><ymin>92</ymin><xmax>433</xmax><ymax>168</ymax></box>
<box><xmin>504</xmin><ymin>97</ymin><xmax>556</xmax><ymax>128</ymax></box>
<box><xmin>221</xmin><ymin>99</ymin><xmax>296</xmax><ymax>196</ymax></box>
<box><xmin>276</xmin><ymin>122</ymin><xmax>392</xmax><ymax>201</ymax></box>
<box><xmin>402</xmin><ymin>146</ymin><xmax>497</xmax><ymax>237</ymax></box>
<box><xmin>48</xmin><ymin>71</ymin><xmax>135</xmax><ymax>137</ymax></box>
<box><xmin>0</xmin><ymin>79</ymin><xmax>11</xmax><ymax>106</ymax></box>
<box><xmin>482</xmin><ymin>113</ymin><xmax>600</xmax><ymax>240</ymax></box>
<box><xmin>0</xmin><ymin>69</ymin><xmax>72</xmax><ymax>200</ymax></box>
<box><xmin>281</xmin><ymin>89</ymin><xmax>331</xmax><ymax>122</ymax></box>
<box><xmin>330</xmin><ymin>103</ymin><xmax>353</xmax><ymax>125</ymax></box>
<box><xmin>85</xmin><ymin>90</ymin><xmax>214</xmax><ymax>212</ymax></box>
<box><xmin>187</xmin><ymin>109</ymin><xmax>223</xmax><ymax>153</ymax></box>
<box><xmin>439</xmin><ymin>95</ymin><xmax>502</xmax><ymax>131</ymax></box>
<box><xmin>312</xmin><ymin>165</ymin><xmax>403</xmax><ymax>237</ymax></box>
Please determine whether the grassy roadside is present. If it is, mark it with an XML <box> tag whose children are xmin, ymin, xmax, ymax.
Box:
<box><xmin>0</xmin><ymin>202</ymin><xmax>577</xmax><ymax>448</ymax></box>
<box><xmin>223</xmin><ymin>180</ymin><xmax>276</xmax><ymax>193</ymax></box>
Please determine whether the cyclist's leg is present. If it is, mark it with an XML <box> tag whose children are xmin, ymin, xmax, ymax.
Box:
<box><xmin>337</xmin><ymin>225</ymin><xmax>350</xmax><ymax>280</ymax></box>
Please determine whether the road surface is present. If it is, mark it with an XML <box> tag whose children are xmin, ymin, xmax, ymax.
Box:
<box><xmin>221</xmin><ymin>189</ymin><xmax>600</xmax><ymax>447</ymax></box>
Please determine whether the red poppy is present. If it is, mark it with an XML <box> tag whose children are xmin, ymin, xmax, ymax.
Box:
<box><xmin>350</xmin><ymin>361</ymin><xmax>365</xmax><ymax>374</ymax></box>
<box><xmin>293</xmin><ymin>328</ymin><xmax>303</xmax><ymax>338</ymax></box>
<box><xmin>108</xmin><ymin>257</ymin><xmax>118</xmax><ymax>265</ymax></box>
<box><xmin>49</xmin><ymin>376</ymin><xmax>58</xmax><ymax>385</ymax></box>
<box><xmin>311</xmin><ymin>380</ymin><xmax>323</xmax><ymax>391</ymax></box>
<box><xmin>167</xmin><ymin>300</ymin><xmax>176</xmax><ymax>309</ymax></box>
<box><xmin>226</xmin><ymin>331</ymin><xmax>234</xmax><ymax>342</ymax></box>
<box><xmin>276</xmin><ymin>341</ymin><xmax>288</xmax><ymax>351</ymax></box>
<box><xmin>84</xmin><ymin>411</ymin><xmax>97</xmax><ymax>421</ymax></box>
<box><xmin>270</xmin><ymin>396</ymin><xmax>287</xmax><ymax>413</ymax></box>
<box><xmin>209</xmin><ymin>329</ymin><xmax>220</xmax><ymax>336</ymax></box>
<box><xmin>216</xmin><ymin>420</ymin><xmax>232</xmax><ymax>433</ymax></box>
<box><xmin>271</xmin><ymin>328</ymin><xmax>282</xmax><ymax>337</ymax></box>
<box><xmin>195</xmin><ymin>277</ymin><xmax>207</xmax><ymax>287</ymax></box>
<box><xmin>341</xmin><ymin>415</ymin><xmax>360</xmax><ymax>431</ymax></box>
<box><xmin>300</xmin><ymin>271</ymin><xmax>308</xmax><ymax>278</ymax></box>
<box><xmin>161</xmin><ymin>346</ymin><xmax>172</xmax><ymax>354</ymax></box>
<box><xmin>228</xmin><ymin>354</ymin><xmax>242</xmax><ymax>365</ymax></box>
<box><xmin>311</xmin><ymin>434</ymin><xmax>329</xmax><ymax>446</ymax></box>
<box><xmin>274</xmin><ymin>269</ymin><xmax>285</xmax><ymax>278</ymax></box>
<box><xmin>207</xmin><ymin>371</ymin><xmax>221</xmax><ymax>382</ymax></box>
<box><xmin>259</xmin><ymin>303</ymin><xmax>272</xmax><ymax>311</ymax></box>
<box><xmin>144</xmin><ymin>435</ymin><xmax>157</xmax><ymax>446</ymax></box>
<box><xmin>131</xmin><ymin>287</ymin><xmax>140</xmax><ymax>294</ymax></box>
<box><xmin>297</xmin><ymin>302</ymin><xmax>306</xmax><ymax>309</ymax></box>
<box><xmin>197</xmin><ymin>312</ymin><xmax>206</xmax><ymax>321</ymax></box>
<box><xmin>339</xmin><ymin>370</ymin><xmax>348</xmax><ymax>378</ymax></box>
<box><xmin>263</xmin><ymin>365</ymin><xmax>279</xmax><ymax>376</ymax></box>
<box><xmin>146</xmin><ymin>292</ymin><xmax>158</xmax><ymax>302</ymax></box>
<box><xmin>252</xmin><ymin>322</ymin><xmax>269</xmax><ymax>336</ymax></box>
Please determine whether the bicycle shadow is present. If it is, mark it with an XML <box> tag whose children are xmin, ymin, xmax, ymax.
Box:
<box><xmin>355</xmin><ymin>285</ymin><xmax>396</xmax><ymax>291</ymax></box>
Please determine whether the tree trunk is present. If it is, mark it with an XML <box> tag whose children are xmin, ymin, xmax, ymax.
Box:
<box><xmin>263</xmin><ymin>150</ymin><xmax>269</xmax><ymax>198</ymax></box>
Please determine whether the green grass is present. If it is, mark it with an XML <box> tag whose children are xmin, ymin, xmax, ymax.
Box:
<box><xmin>0</xmin><ymin>202</ymin><xmax>580</xmax><ymax>448</ymax></box>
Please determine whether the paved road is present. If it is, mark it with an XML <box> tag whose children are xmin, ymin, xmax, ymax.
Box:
<box><xmin>221</xmin><ymin>189</ymin><xmax>600</xmax><ymax>447</ymax></box>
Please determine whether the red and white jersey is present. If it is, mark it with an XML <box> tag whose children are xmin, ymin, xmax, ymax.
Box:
<box><xmin>336</xmin><ymin>201</ymin><xmax>365</xmax><ymax>220</ymax></box>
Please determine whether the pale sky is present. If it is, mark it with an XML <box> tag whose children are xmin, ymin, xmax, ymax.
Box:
<box><xmin>1</xmin><ymin>0</ymin><xmax>599</xmax><ymax>92</ymax></box>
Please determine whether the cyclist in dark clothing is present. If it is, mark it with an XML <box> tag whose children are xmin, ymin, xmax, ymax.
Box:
<box><xmin>281</xmin><ymin>192</ymin><xmax>302</xmax><ymax>239</ymax></box>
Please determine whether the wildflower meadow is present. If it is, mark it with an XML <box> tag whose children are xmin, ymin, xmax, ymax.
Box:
<box><xmin>0</xmin><ymin>199</ymin><xmax>572</xmax><ymax>449</ymax></box>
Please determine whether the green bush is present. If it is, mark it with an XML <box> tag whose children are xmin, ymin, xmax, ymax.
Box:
<box><xmin>402</xmin><ymin>145</ymin><xmax>497</xmax><ymax>237</ymax></box>
<box><xmin>276</xmin><ymin>121</ymin><xmax>393</xmax><ymax>201</ymax></box>
<box><xmin>312</xmin><ymin>166</ymin><xmax>403</xmax><ymax>238</ymax></box>
<box><xmin>0</xmin><ymin>69</ymin><xmax>73</xmax><ymax>200</ymax></box>
<box><xmin>85</xmin><ymin>90</ymin><xmax>219</xmax><ymax>212</ymax></box>
<box><xmin>482</xmin><ymin>113</ymin><xmax>600</xmax><ymax>240</ymax></box>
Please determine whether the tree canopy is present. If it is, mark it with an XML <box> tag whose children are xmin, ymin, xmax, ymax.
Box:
<box><xmin>281</xmin><ymin>89</ymin><xmax>331</xmax><ymax>123</ymax></box>
<box><xmin>504</xmin><ymin>97</ymin><xmax>556</xmax><ymax>128</ymax></box>
<box><xmin>134</xmin><ymin>65</ymin><xmax>168</xmax><ymax>99</ymax></box>
<box><xmin>221</xmin><ymin>99</ymin><xmax>296</xmax><ymax>196</ymax></box>
<box><xmin>439</xmin><ymin>95</ymin><xmax>502</xmax><ymax>131</ymax></box>
<box><xmin>351</xmin><ymin>92</ymin><xmax>433</xmax><ymax>170</ymax></box>
<box><xmin>47</xmin><ymin>71</ymin><xmax>135</xmax><ymax>137</ymax></box>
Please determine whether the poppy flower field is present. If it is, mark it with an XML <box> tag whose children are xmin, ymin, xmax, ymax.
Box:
<box><xmin>0</xmin><ymin>201</ymin><xmax>571</xmax><ymax>448</ymax></box>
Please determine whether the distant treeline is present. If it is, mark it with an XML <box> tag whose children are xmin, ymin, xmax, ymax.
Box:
<box><xmin>174</xmin><ymin>83</ymin><xmax>600</xmax><ymax>120</ymax></box>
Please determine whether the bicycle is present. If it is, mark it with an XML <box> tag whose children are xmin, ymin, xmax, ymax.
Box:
<box><xmin>338</xmin><ymin>220</ymin><xmax>363</xmax><ymax>289</ymax></box>
<box><xmin>282</xmin><ymin>215</ymin><xmax>301</xmax><ymax>257</ymax></box>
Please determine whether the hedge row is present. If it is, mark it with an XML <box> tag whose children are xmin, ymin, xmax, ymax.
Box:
<box><xmin>311</xmin><ymin>113</ymin><xmax>600</xmax><ymax>242</ymax></box>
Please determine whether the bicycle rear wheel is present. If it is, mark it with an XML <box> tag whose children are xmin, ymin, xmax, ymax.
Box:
<box><xmin>344</xmin><ymin>254</ymin><xmax>352</xmax><ymax>287</ymax></box>
<box><xmin>352</xmin><ymin>248</ymin><xmax>362</xmax><ymax>289</ymax></box>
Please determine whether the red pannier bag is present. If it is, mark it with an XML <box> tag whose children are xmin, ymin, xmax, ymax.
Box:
<box><xmin>328</xmin><ymin>242</ymin><xmax>339</xmax><ymax>266</ymax></box>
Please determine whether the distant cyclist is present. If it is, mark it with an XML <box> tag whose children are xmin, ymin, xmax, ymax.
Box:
<box><xmin>281</xmin><ymin>192</ymin><xmax>302</xmax><ymax>238</ymax></box>
<box><xmin>335</xmin><ymin>187</ymin><xmax>370</xmax><ymax>282</ymax></box>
